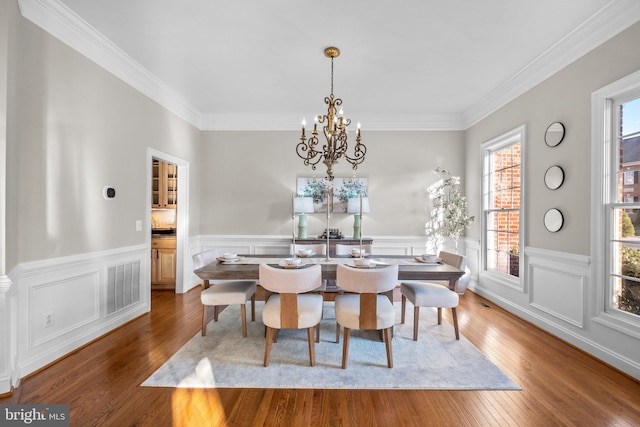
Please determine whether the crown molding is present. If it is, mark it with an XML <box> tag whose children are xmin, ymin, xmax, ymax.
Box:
<box><xmin>17</xmin><ymin>0</ymin><xmax>640</xmax><ymax>132</ymax></box>
<box><xmin>200</xmin><ymin>113</ymin><xmax>466</xmax><ymax>131</ymax></box>
<box><xmin>463</xmin><ymin>0</ymin><xmax>640</xmax><ymax>129</ymax></box>
<box><xmin>17</xmin><ymin>0</ymin><xmax>203</xmax><ymax>129</ymax></box>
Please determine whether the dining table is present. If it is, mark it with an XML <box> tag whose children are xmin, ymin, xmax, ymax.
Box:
<box><xmin>193</xmin><ymin>254</ymin><xmax>464</xmax><ymax>292</ymax></box>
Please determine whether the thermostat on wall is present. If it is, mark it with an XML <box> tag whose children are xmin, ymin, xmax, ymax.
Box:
<box><xmin>103</xmin><ymin>186</ymin><xmax>116</xmax><ymax>199</ymax></box>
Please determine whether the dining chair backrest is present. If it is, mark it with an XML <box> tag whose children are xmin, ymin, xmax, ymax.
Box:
<box><xmin>335</xmin><ymin>244</ymin><xmax>373</xmax><ymax>256</ymax></box>
<box><xmin>290</xmin><ymin>243</ymin><xmax>327</xmax><ymax>256</ymax></box>
<box><xmin>336</xmin><ymin>264</ymin><xmax>398</xmax><ymax>294</ymax></box>
<box><xmin>259</xmin><ymin>264</ymin><xmax>322</xmax><ymax>294</ymax></box>
<box><xmin>193</xmin><ymin>249</ymin><xmax>219</xmax><ymax>270</ymax></box>
<box><xmin>438</xmin><ymin>251</ymin><xmax>465</xmax><ymax>271</ymax></box>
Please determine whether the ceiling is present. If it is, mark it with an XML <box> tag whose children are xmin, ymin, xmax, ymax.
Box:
<box><xmin>18</xmin><ymin>0</ymin><xmax>640</xmax><ymax>130</ymax></box>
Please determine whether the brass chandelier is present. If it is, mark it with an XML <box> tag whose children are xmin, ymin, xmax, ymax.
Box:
<box><xmin>296</xmin><ymin>47</ymin><xmax>366</xmax><ymax>181</ymax></box>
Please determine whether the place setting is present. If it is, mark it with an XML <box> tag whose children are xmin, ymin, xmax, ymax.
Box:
<box><xmin>414</xmin><ymin>253</ymin><xmax>442</xmax><ymax>264</ymax></box>
<box><xmin>216</xmin><ymin>252</ymin><xmax>244</xmax><ymax>264</ymax></box>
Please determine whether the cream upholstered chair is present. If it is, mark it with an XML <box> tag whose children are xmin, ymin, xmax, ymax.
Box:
<box><xmin>259</xmin><ymin>264</ymin><xmax>323</xmax><ymax>367</ymax></box>
<box><xmin>335</xmin><ymin>264</ymin><xmax>399</xmax><ymax>369</ymax></box>
<box><xmin>399</xmin><ymin>251</ymin><xmax>465</xmax><ymax>341</ymax></box>
<box><xmin>335</xmin><ymin>243</ymin><xmax>373</xmax><ymax>256</ymax></box>
<box><xmin>289</xmin><ymin>243</ymin><xmax>327</xmax><ymax>256</ymax></box>
<box><xmin>193</xmin><ymin>249</ymin><xmax>257</xmax><ymax>337</ymax></box>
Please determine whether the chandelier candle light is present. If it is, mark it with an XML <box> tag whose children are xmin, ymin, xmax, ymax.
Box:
<box><xmin>296</xmin><ymin>47</ymin><xmax>367</xmax><ymax>181</ymax></box>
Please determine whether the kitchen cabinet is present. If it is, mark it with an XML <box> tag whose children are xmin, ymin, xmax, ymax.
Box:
<box><xmin>151</xmin><ymin>237</ymin><xmax>176</xmax><ymax>289</ymax></box>
<box><xmin>152</xmin><ymin>159</ymin><xmax>177</xmax><ymax>208</ymax></box>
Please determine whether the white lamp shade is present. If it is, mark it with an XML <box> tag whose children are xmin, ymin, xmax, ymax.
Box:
<box><xmin>347</xmin><ymin>197</ymin><xmax>370</xmax><ymax>214</ymax></box>
<box><xmin>294</xmin><ymin>196</ymin><xmax>314</xmax><ymax>213</ymax></box>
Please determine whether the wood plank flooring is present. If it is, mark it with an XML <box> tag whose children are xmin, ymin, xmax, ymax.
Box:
<box><xmin>2</xmin><ymin>288</ymin><xmax>640</xmax><ymax>426</ymax></box>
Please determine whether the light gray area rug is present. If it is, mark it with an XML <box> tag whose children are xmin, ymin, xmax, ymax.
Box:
<box><xmin>142</xmin><ymin>302</ymin><xmax>520</xmax><ymax>390</ymax></box>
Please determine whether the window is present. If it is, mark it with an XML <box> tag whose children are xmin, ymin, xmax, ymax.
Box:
<box><xmin>481</xmin><ymin>126</ymin><xmax>524</xmax><ymax>284</ymax></box>
<box><xmin>593</xmin><ymin>69</ymin><xmax>640</xmax><ymax>333</ymax></box>
<box><xmin>608</xmin><ymin>95</ymin><xmax>640</xmax><ymax>318</ymax></box>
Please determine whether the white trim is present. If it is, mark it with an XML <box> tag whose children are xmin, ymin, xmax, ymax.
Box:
<box><xmin>17</xmin><ymin>0</ymin><xmax>202</xmax><ymax>128</ymax></box>
<box><xmin>12</xmin><ymin>245</ymin><xmax>149</xmax><ymax>379</ymax></box>
<box><xmin>480</xmin><ymin>125</ymin><xmax>526</xmax><ymax>291</ymax></box>
<box><xmin>591</xmin><ymin>69</ymin><xmax>640</xmax><ymax>339</ymax></box>
<box><xmin>463</xmin><ymin>0</ymin><xmax>640</xmax><ymax>128</ymax></box>
<box><xmin>146</xmin><ymin>149</ymin><xmax>190</xmax><ymax>293</ymax></box>
<box><xmin>17</xmin><ymin>0</ymin><xmax>640</xmax><ymax>131</ymax></box>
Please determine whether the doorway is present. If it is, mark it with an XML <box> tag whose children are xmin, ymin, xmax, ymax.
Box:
<box><xmin>147</xmin><ymin>148</ymin><xmax>189</xmax><ymax>293</ymax></box>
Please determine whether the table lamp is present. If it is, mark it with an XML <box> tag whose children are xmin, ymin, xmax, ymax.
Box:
<box><xmin>347</xmin><ymin>196</ymin><xmax>370</xmax><ymax>239</ymax></box>
<box><xmin>293</xmin><ymin>196</ymin><xmax>314</xmax><ymax>238</ymax></box>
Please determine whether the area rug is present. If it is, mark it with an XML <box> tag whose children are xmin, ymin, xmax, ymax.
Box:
<box><xmin>142</xmin><ymin>302</ymin><xmax>520</xmax><ymax>390</ymax></box>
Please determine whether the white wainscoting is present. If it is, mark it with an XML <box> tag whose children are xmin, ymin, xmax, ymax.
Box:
<box><xmin>10</xmin><ymin>245</ymin><xmax>150</xmax><ymax>380</ymax></box>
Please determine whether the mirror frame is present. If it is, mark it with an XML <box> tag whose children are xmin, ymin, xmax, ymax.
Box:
<box><xmin>544</xmin><ymin>165</ymin><xmax>565</xmax><ymax>190</ymax></box>
<box><xmin>544</xmin><ymin>208</ymin><xmax>564</xmax><ymax>232</ymax></box>
<box><xmin>545</xmin><ymin>122</ymin><xmax>565</xmax><ymax>147</ymax></box>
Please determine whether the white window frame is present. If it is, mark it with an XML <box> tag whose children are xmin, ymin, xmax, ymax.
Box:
<box><xmin>592</xmin><ymin>69</ymin><xmax>640</xmax><ymax>339</ymax></box>
<box><xmin>480</xmin><ymin>125</ymin><xmax>526</xmax><ymax>291</ymax></box>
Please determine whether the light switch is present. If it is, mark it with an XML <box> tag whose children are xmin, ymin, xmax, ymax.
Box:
<box><xmin>135</xmin><ymin>220</ymin><xmax>142</xmax><ymax>231</ymax></box>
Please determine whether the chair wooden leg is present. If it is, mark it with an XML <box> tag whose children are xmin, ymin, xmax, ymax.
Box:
<box><xmin>413</xmin><ymin>306</ymin><xmax>419</xmax><ymax>341</ymax></box>
<box><xmin>307</xmin><ymin>327</ymin><xmax>316</xmax><ymax>367</ymax></box>
<box><xmin>401</xmin><ymin>295</ymin><xmax>406</xmax><ymax>324</ymax></box>
<box><xmin>214</xmin><ymin>305</ymin><xmax>219</xmax><ymax>322</ymax></box>
<box><xmin>252</xmin><ymin>296</ymin><xmax>256</xmax><ymax>321</ymax></box>
<box><xmin>264</xmin><ymin>327</ymin><xmax>274</xmax><ymax>367</ymax></box>
<box><xmin>437</xmin><ymin>307</ymin><xmax>442</xmax><ymax>325</ymax></box>
<box><xmin>315</xmin><ymin>323</ymin><xmax>320</xmax><ymax>343</ymax></box>
<box><xmin>451</xmin><ymin>307</ymin><xmax>460</xmax><ymax>340</ymax></box>
<box><xmin>341</xmin><ymin>327</ymin><xmax>350</xmax><ymax>369</ymax></box>
<box><xmin>240</xmin><ymin>304</ymin><xmax>247</xmax><ymax>337</ymax></box>
<box><xmin>202</xmin><ymin>305</ymin><xmax>208</xmax><ymax>336</ymax></box>
<box><xmin>384</xmin><ymin>328</ymin><xmax>393</xmax><ymax>368</ymax></box>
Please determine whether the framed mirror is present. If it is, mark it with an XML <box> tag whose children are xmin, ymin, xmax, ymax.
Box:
<box><xmin>545</xmin><ymin>122</ymin><xmax>565</xmax><ymax>147</ymax></box>
<box><xmin>544</xmin><ymin>208</ymin><xmax>564</xmax><ymax>232</ymax></box>
<box><xmin>544</xmin><ymin>165</ymin><xmax>565</xmax><ymax>190</ymax></box>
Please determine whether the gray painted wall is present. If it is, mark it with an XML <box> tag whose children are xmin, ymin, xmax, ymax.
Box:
<box><xmin>5</xmin><ymin>5</ymin><xmax>202</xmax><ymax>270</ymax></box>
<box><xmin>199</xmin><ymin>130</ymin><xmax>465</xmax><ymax>238</ymax></box>
<box><xmin>465</xmin><ymin>21</ymin><xmax>640</xmax><ymax>256</ymax></box>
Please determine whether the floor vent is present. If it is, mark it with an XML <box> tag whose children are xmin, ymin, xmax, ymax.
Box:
<box><xmin>478</xmin><ymin>301</ymin><xmax>492</xmax><ymax>308</ymax></box>
<box><xmin>107</xmin><ymin>261</ymin><xmax>141</xmax><ymax>315</ymax></box>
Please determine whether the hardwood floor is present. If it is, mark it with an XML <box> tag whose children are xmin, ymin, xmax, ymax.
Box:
<box><xmin>2</xmin><ymin>288</ymin><xmax>640</xmax><ymax>426</ymax></box>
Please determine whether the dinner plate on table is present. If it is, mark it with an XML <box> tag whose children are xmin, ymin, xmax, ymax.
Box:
<box><xmin>414</xmin><ymin>257</ymin><xmax>442</xmax><ymax>264</ymax></box>
<box><xmin>278</xmin><ymin>260</ymin><xmax>309</xmax><ymax>269</ymax></box>
<box><xmin>217</xmin><ymin>257</ymin><xmax>242</xmax><ymax>264</ymax></box>
<box><xmin>346</xmin><ymin>262</ymin><xmax>387</xmax><ymax>269</ymax></box>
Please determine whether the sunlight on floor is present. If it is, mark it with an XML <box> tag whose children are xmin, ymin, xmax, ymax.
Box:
<box><xmin>172</xmin><ymin>387</ymin><xmax>228</xmax><ymax>427</ymax></box>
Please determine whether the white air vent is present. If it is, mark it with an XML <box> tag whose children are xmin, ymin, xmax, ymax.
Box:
<box><xmin>107</xmin><ymin>261</ymin><xmax>141</xmax><ymax>314</ymax></box>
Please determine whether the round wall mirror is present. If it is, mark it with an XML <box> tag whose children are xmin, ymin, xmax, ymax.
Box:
<box><xmin>545</xmin><ymin>122</ymin><xmax>565</xmax><ymax>147</ymax></box>
<box><xmin>544</xmin><ymin>165</ymin><xmax>565</xmax><ymax>190</ymax></box>
<box><xmin>544</xmin><ymin>208</ymin><xmax>564</xmax><ymax>232</ymax></box>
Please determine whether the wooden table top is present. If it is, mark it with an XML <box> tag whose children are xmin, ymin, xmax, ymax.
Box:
<box><xmin>194</xmin><ymin>255</ymin><xmax>464</xmax><ymax>290</ymax></box>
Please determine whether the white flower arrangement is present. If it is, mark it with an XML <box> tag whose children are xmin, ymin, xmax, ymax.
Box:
<box><xmin>425</xmin><ymin>167</ymin><xmax>474</xmax><ymax>252</ymax></box>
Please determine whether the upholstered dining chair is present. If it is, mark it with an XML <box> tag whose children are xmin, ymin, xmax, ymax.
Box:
<box><xmin>289</xmin><ymin>243</ymin><xmax>327</xmax><ymax>257</ymax></box>
<box><xmin>335</xmin><ymin>264</ymin><xmax>399</xmax><ymax>369</ymax></box>
<box><xmin>192</xmin><ymin>249</ymin><xmax>257</xmax><ymax>337</ymax></box>
<box><xmin>399</xmin><ymin>251</ymin><xmax>465</xmax><ymax>341</ymax></box>
<box><xmin>259</xmin><ymin>263</ymin><xmax>324</xmax><ymax>367</ymax></box>
<box><xmin>335</xmin><ymin>243</ymin><xmax>373</xmax><ymax>256</ymax></box>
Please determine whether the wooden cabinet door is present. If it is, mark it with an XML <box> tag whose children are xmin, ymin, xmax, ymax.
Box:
<box><xmin>150</xmin><ymin>249</ymin><xmax>159</xmax><ymax>284</ymax></box>
<box><xmin>152</xmin><ymin>160</ymin><xmax>178</xmax><ymax>208</ymax></box>
<box><xmin>156</xmin><ymin>248</ymin><xmax>176</xmax><ymax>284</ymax></box>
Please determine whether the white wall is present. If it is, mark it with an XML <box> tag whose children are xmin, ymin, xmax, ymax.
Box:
<box><xmin>464</xmin><ymin>21</ymin><xmax>640</xmax><ymax>378</ymax></box>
